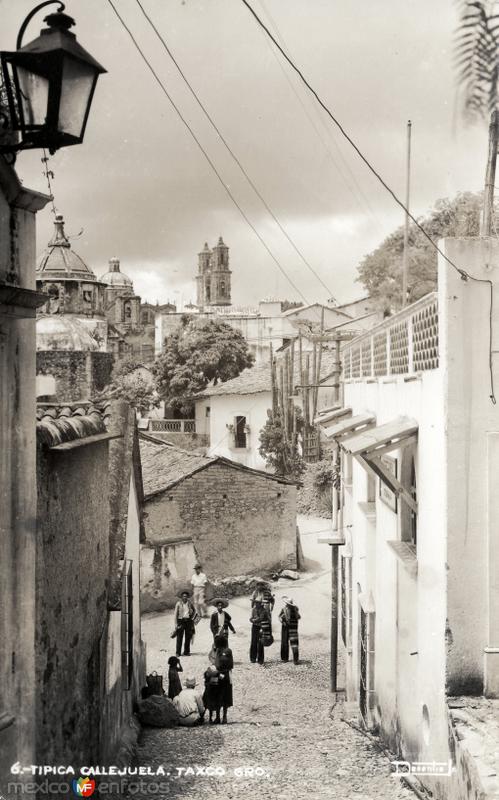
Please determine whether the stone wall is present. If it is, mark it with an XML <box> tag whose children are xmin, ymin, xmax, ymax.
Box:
<box><xmin>143</xmin><ymin>462</ymin><xmax>297</xmax><ymax>608</ymax></box>
<box><xmin>36</xmin><ymin>440</ymin><xmax>110</xmax><ymax>766</ymax></box>
<box><xmin>37</xmin><ymin>351</ymin><xmax>113</xmax><ymax>401</ymax></box>
<box><xmin>141</xmin><ymin>538</ymin><xmax>197</xmax><ymax>612</ymax></box>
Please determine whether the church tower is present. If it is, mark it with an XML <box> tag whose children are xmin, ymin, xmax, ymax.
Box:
<box><xmin>196</xmin><ymin>237</ymin><xmax>232</xmax><ymax>308</ymax></box>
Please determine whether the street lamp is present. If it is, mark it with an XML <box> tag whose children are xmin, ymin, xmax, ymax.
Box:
<box><xmin>0</xmin><ymin>1</ymin><xmax>106</xmax><ymax>157</ymax></box>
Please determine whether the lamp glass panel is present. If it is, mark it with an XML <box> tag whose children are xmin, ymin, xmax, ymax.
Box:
<box><xmin>16</xmin><ymin>66</ymin><xmax>49</xmax><ymax>126</ymax></box>
<box><xmin>58</xmin><ymin>57</ymin><xmax>96</xmax><ymax>137</ymax></box>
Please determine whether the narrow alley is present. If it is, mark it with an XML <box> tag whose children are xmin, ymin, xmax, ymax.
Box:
<box><xmin>132</xmin><ymin>518</ymin><xmax>414</xmax><ymax>799</ymax></box>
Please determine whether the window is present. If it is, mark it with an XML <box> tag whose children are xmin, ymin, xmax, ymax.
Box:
<box><xmin>400</xmin><ymin>446</ymin><xmax>417</xmax><ymax>546</ymax></box>
<box><xmin>220</xmin><ymin>281</ymin><xmax>226</xmax><ymax>297</ymax></box>
<box><xmin>121</xmin><ymin>561</ymin><xmax>133</xmax><ymax>690</ymax></box>
<box><xmin>205</xmin><ymin>406</ymin><xmax>211</xmax><ymax>418</ymax></box>
<box><xmin>359</xmin><ymin>605</ymin><xmax>375</xmax><ymax>724</ymax></box>
<box><xmin>124</xmin><ymin>301</ymin><xmax>132</xmax><ymax>320</ymax></box>
<box><xmin>205</xmin><ymin>280</ymin><xmax>211</xmax><ymax>302</ymax></box>
<box><xmin>234</xmin><ymin>416</ymin><xmax>247</xmax><ymax>448</ymax></box>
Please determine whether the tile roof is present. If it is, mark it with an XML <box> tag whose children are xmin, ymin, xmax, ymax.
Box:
<box><xmin>139</xmin><ymin>437</ymin><xmax>217</xmax><ymax>497</ymax></box>
<box><xmin>36</xmin><ymin>401</ymin><xmax>112</xmax><ymax>447</ymax></box>
<box><xmin>139</xmin><ymin>436</ymin><xmax>296</xmax><ymax>499</ymax></box>
<box><xmin>198</xmin><ymin>349</ymin><xmax>338</xmax><ymax>398</ymax></box>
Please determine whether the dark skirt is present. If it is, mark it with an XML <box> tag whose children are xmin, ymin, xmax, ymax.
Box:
<box><xmin>168</xmin><ymin>670</ymin><xmax>182</xmax><ymax>700</ymax></box>
<box><xmin>203</xmin><ymin>683</ymin><xmax>221</xmax><ymax>711</ymax></box>
<box><xmin>218</xmin><ymin>672</ymin><xmax>233</xmax><ymax>708</ymax></box>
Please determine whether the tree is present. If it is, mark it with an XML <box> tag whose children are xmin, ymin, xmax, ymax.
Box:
<box><xmin>153</xmin><ymin>317</ymin><xmax>254</xmax><ymax>415</ymax></box>
<box><xmin>455</xmin><ymin>1</ymin><xmax>499</xmax><ymax>122</ymax></box>
<box><xmin>356</xmin><ymin>191</ymin><xmax>483</xmax><ymax>312</ymax></box>
<box><xmin>258</xmin><ymin>408</ymin><xmax>305</xmax><ymax>480</ymax></box>
<box><xmin>106</xmin><ymin>358</ymin><xmax>159</xmax><ymax>416</ymax></box>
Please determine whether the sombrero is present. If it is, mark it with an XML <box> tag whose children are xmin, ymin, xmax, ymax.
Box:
<box><xmin>185</xmin><ymin>676</ymin><xmax>196</xmax><ymax>688</ymax></box>
<box><xmin>177</xmin><ymin>589</ymin><xmax>192</xmax><ymax>598</ymax></box>
<box><xmin>211</xmin><ymin>598</ymin><xmax>229</xmax><ymax>608</ymax></box>
<box><xmin>284</xmin><ymin>598</ymin><xmax>298</xmax><ymax>608</ymax></box>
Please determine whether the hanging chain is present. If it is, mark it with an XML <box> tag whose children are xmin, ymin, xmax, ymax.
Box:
<box><xmin>41</xmin><ymin>148</ymin><xmax>57</xmax><ymax>215</ymax></box>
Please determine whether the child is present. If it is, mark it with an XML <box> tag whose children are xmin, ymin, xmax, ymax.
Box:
<box><xmin>168</xmin><ymin>655</ymin><xmax>183</xmax><ymax>700</ymax></box>
<box><xmin>203</xmin><ymin>663</ymin><xmax>221</xmax><ymax>724</ymax></box>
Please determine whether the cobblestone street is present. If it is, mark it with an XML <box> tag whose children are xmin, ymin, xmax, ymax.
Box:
<box><xmin>133</xmin><ymin>518</ymin><xmax>414</xmax><ymax>799</ymax></box>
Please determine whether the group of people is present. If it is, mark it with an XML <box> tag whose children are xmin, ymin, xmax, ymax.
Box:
<box><xmin>167</xmin><ymin>567</ymin><xmax>301</xmax><ymax>727</ymax></box>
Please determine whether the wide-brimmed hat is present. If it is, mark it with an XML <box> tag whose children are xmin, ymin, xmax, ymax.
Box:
<box><xmin>193</xmin><ymin>563</ymin><xmax>202</xmax><ymax>569</ymax></box>
<box><xmin>284</xmin><ymin>598</ymin><xmax>298</xmax><ymax>608</ymax></box>
<box><xmin>185</xmin><ymin>676</ymin><xmax>196</xmax><ymax>688</ymax></box>
<box><xmin>177</xmin><ymin>589</ymin><xmax>192</xmax><ymax>598</ymax></box>
<box><xmin>211</xmin><ymin>598</ymin><xmax>229</xmax><ymax>608</ymax></box>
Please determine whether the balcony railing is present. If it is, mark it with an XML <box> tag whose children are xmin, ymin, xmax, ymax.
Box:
<box><xmin>342</xmin><ymin>293</ymin><xmax>438</xmax><ymax>381</ymax></box>
<box><xmin>150</xmin><ymin>419</ymin><xmax>196</xmax><ymax>433</ymax></box>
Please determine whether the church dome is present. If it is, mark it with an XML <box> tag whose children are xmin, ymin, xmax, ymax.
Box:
<box><xmin>37</xmin><ymin>215</ymin><xmax>96</xmax><ymax>281</ymax></box>
<box><xmin>36</xmin><ymin>315</ymin><xmax>99</xmax><ymax>352</ymax></box>
<box><xmin>99</xmin><ymin>257</ymin><xmax>133</xmax><ymax>288</ymax></box>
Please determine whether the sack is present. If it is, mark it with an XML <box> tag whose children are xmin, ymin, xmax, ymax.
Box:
<box><xmin>193</xmin><ymin>612</ymin><xmax>201</xmax><ymax>626</ymax></box>
<box><xmin>216</xmin><ymin>648</ymin><xmax>233</xmax><ymax>672</ymax></box>
<box><xmin>262</xmin><ymin>632</ymin><xmax>274</xmax><ymax>647</ymax></box>
<box><xmin>146</xmin><ymin>671</ymin><xmax>164</xmax><ymax>696</ymax></box>
<box><xmin>138</xmin><ymin>695</ymin><xmax>179</xmax><ymax>728</ymax></box>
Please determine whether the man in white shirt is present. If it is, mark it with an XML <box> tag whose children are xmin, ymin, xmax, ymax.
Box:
<box><xmin>173</xmin><ymin>591</ymin><xmax>196</xmax><ymax>656</ymax></box>
<box><xmin>191</xmin><ymin>564</ymin><xmax>208</xmax><ymax>618</ymax></box>
<box><xmin>173</xmin><ymin>676</ymin><xmax>205</xmax><ymax>726</ymax></box>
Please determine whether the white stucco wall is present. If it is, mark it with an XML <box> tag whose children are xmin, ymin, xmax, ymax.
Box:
<box><xmin>206</xmin><ymin>391</ymin><xmax>272</xmax><ymax>470</ymax></box>
<box><xmin>343</xmin><ymin>369</ymin><xmax>447</xmax><ymax>761</ymax></box>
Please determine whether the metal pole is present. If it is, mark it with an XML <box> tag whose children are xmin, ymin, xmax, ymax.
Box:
<box><xmin>331</xmin><ymin>545</ymin><xmax>339</xmax><ymax>692</ymax></box>
<box><xmin>481</xmin><ymin>109</ymin><xmax>499</xmax><ymax>237</ymax></box>
<box><xmin>402</xmin><ymin>120</ymin><xmax>412</xmax><ymax>307</ymax></box>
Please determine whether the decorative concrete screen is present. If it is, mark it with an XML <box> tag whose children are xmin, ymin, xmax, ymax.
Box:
<box><xmin>342</xmin><ymin>293</ymin><xmax>439</xmax><ymax>380</ymax></box>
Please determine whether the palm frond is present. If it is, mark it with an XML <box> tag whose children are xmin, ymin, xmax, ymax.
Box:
<box><xmin>455</xmin><ymin>0</ymin><xmax>499</xmax><ymax>121</ymax></box>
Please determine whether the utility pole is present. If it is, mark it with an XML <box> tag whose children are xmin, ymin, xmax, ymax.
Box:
<box><xmin>481</xmin><ymin>109</ymin><xmax>499</xmax><ymax>236</ymax></box>
<box><xmin>402</xmin><ymin>120</ymin><xmax>412</xmax><ymax>307</ymax></box>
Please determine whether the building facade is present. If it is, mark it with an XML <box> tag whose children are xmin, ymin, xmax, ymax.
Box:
<box><xmin>196</xmin><ymin>237</ymin><xmax>231</xmax><ymax>307</ymax></box>
<box><xmin>0</xmin><ymin>160</ymin><xmax>49</xmax><ymax>793</ymax></box>
<box><xmin>36</xmin><ymin>215</ymin><xmax>108</xmax><ymax>350</ymax></box>
<box><xmin>319</xmin><ymin>237</ymin><xmax>499</xmax><ymax>800</ymax></box>
<box><xmin>139</xmin><ymin>436</ymin><xmax>297</xmax><ymax>610</ymax></box>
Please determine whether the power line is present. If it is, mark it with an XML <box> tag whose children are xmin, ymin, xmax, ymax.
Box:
<box><xmin>134</xmin><ymin>0</ymin><xmax>336</xmax><ymax>301</ymax></box>
<box><xmin>241</xmin><ymin>0</ymin><xmax>496</xmax><ymax>404</ymax></box>
<box><xmin>106</xmin><ymin>0</ymin><xmax>311</xmax><ymax>307</ymax></box>
<box><xmin>240</xmin><ymin>0</ymin><xmax>468</xmax><ymax>282</ymax></box>
<box><xmin>256</xmin><ymin>0</ymin><xmax>384</xmax><ymax>235</ymax></box>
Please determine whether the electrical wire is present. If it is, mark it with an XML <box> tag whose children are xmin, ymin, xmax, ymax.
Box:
<box><xmin>256</xmin><ymin>0</ymin><xmax>384</xmax><ymax>236</ymax></box>
<box><xmin>240</xmin><ymin>0</ymin><xmax>496</xmax><ymax>404</ymax></box>
<box><xmin>106</xmin><ymin>0</ymin><xmax>312</xmax><ymax>308</ymax></box>
<box><xmin>134</xmin><ymin>0</ymin><xmax>337</xmax><ymax>302</ymax></box>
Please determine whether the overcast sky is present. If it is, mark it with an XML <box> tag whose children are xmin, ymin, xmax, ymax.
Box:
<box><xmin>0</xmin><ymin>0</ymin><xmax>488</xmax><ymax>306</ymax></box>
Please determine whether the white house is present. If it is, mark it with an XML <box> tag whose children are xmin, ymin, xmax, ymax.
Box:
<box><xmin>196</xmin><ymin>351</ymin><xmax>340</xmax><ymax>470</ymax></box>
<box><xmin>318</xmin><ymin>238</ymin><xmax>499</xmax><ymax>800</ymax></box>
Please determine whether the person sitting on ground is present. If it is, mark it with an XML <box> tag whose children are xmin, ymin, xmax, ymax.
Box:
<box><xmin>210</xmin><ymin>598</ymin><xmax>236</xmax><ymax>640</ymax></box>
<box><xmin>214</xmin><ymin>634</ymin><xmax>234</xmax><ymax>724</ymax></box>
<box><xmin>279</xmin><ymin>597</ymin><xmax>301</xmax><ymax>665</ymax></box>
<box><xmin>203</xmin><ymin>662</ymin><xmax>222</xmax><ymax>724</ymax></box>
<box><xmin>167</xmin><ymin>655</ymin><xmax>183</xmax><ymax>700</ymax></box>
<box><xmin>172</xmin><ymin>676</ymin><xmax>205</xmax><ymax>726</ymax></box>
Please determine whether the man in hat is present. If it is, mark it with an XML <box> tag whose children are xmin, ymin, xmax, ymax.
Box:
<box><xmin>191</xmin><ymin>563</ymin><xmax>208</xmax><ymax>618</ymax></box>
<box><xmin>210</xmin><ymin>598</ymin><xmax>236</xmax><ymax>640</ymax></box>
<box><xmin>279</xmin><ymin>596</ymin><xmax>301</xmax><ymax>664</ymax></box>
<box><xmin>173</xmin><ymin>590</ymin><xmax>196</xmax><ymax>656</ymax></box>
<box><xmin>172</xmin><ymin>676</ymin><xmax>205</xmax><ymax>726</ymax></box>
